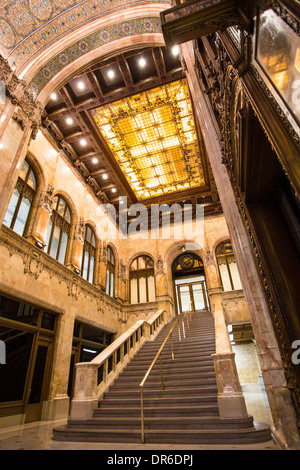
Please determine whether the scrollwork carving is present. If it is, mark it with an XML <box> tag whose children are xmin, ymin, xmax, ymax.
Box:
<box><xmin>38</xmin><ymin>183</ymin><xmax>54</xmax><ymax>214</ymax></box>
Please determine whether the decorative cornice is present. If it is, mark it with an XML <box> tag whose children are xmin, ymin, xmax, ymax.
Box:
<box><xmin>0</xmin><ymin>225</ymin><xmax>123</xmax><ymax>314</ymax></box>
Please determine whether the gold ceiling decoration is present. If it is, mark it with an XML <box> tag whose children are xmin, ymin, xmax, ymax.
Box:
<box><xmin>91</xmin><ymin>79</ymin><xmax>205</xmax><ymax>200</ymax></box>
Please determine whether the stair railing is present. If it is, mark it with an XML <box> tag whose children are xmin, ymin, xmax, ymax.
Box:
<box><xmin>70</xmin><ymin>309</ymin><xmax>167</xmax><ymax>420</ymax></box>
<box><xmin>139</xmin><ymin>317</ymin><xmax>180</xmax><ymax>444</ymax></box>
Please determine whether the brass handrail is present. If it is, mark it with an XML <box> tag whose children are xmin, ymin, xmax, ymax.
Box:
<box><xmin>139</xmin><ymin>317</ymin><xmax>180</xmax><ymax>444</ymax></box>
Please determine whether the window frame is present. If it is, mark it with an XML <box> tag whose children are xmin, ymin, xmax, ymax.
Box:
<box><xmin>3</xmin><ymin>158</ymin><xmax>37</xmax><ymax>237</ymax></box>
<box><xmin>106</xmin><ymin>246</ymin><xmax>115</xmax><ymax>297</ymax></box>
<box><xmin>45</xmin><ymin>195</ymin><xmax>71</xmax><ymax>265</ymax></box>
<box><xmin>129</xmin><ymin>255</ymin><xmax>155</xmax><ymax>304</ymax></box>
<box><xmin>215</xmin><ymin>240</ymin><xmax>239</xmax><ymax>291</ymax></box>
<box><xmin>81</xmin><ymin>224</ymin><xmax>96</xmax><ymax>284</ymax></box>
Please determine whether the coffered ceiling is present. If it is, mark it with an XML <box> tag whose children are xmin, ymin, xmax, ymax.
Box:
<box><xmin>42</xmin><ymin>45</ymin><xmax>221</xmax><ymax>221</ymax></box>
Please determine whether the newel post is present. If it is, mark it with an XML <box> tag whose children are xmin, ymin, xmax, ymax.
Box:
<box><xmin>69</xmin><ymin>362</ymin><xmax>99</xmax><ymax>419</ymax></box>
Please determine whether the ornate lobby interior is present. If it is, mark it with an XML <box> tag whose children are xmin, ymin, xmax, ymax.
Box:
<box><xmin>0</xmin><ymin>0</ymin><xmax>299</xmax><ymax>451</ymax></box>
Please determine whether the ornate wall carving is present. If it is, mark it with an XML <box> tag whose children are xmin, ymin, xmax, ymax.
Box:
<box><xmin>0</xmin><ymin>224</ymin><xmax>124</xmax><ymax>320</ymax></box>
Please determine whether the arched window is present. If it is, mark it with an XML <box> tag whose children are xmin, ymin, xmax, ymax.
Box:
<box><xmin>45</xmin><ymin>195</ymin><xmax>71</xmax><ymax>264</ymax></box>
<box><xmin>215</xmin><ymin>240</ymin><xmax>242</xmax><ymax>291</ymax></box>
<box><xmin>106</xmin><ymin>246</ymin><xmax>115</xmax><ymax>297</ymax></box>
<box><xmin>130</xmin><ymin>255</ymin><xmax>155</xmax><ymax>304</ymax></box>
<box><xmin>81</xmin><ymin>225</ymin><xmax>96</xmax><ymax>283</ymax></box>
<box><xmin>3</xmin><ymin>158</ymin><xmax>37</xmax><ymax>236</ymax></box>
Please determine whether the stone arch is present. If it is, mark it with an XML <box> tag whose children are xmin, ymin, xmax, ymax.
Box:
<box><xmin>20</xmin><ymin>6</ymin><xmax>166</xmax><ymax>105</ymax></box>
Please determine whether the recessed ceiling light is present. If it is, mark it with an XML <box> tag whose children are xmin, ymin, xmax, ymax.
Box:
<box><xmin>107</xmin><ymin>69</ymin><xmax>115</xmax><ymax>79</ymax></box>
<box><xmin>66</xmin><ymin>117</ymin><xmax>73</xmax><ymax>125</ymax></box>
<box><xmin>80</xmin><ymin>138</ymin><xmax>87</xmax><ymax>146</ymax></box>
<box><xmin>50</xmin><ymin>93</ymin><xmax>57</xmax><ymax>100</ymax></box>
<box><xmin>77</xmin><ymin>81</ymin><xmax>85</xmax><ymax>90</ymax></box>
<box><xmin>102</xmin><ymin>173</ymin><xmax>108</xmax><ymax>179</ymax></box>
<box><xmin>172</xmin><ymin>45</ymin><xmax>180</xmax><ymax>56</ymax></box>
<box><xmin>92</xmin><ymin>157</ymin><xmax>98</xmax><ymax>164</ymax></box>
<box><xmin>112</xmin><ymin>188</ymin><xmax>116</xmax><ymax>193</ymax></box>
<box><xmin>138</xmin><ymin>57</ymin><xmax>146</xmax><ymax>68</ymax></box>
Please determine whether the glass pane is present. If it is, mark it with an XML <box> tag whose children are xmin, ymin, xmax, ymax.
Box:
<box><xmin>138</xmin><ymin>257</ymin><xmax>146</xmax><ymax>270</ymax></box>
<box><xmin>28</xmin><ymin>345</ymin><xmax>48</xmax><ymax>404</ymax></box>
<box><xmin>179</xmin><ymin>285</ymin><xmax>192</xmax><ymax>312</ymax></box>
<box><xmin>27</xmin><ymin>170</ymin><xmax>36</xmax><ymax>190</ymax></box>
<box><xmin>3</xmin><ymin>189</ymin><xmax>20</xmax><ymax>228</ymax></box>
<box><xmin>105</xmin><ymin>269</ymin><xmax>109</xmax><ymax>295</ymax></box>
<box><xmin>82</xmin><ymin>251</ymin><xmax>89</xmax><ymax>280</ymax></box>
<box><xmin>110</xmin><ymin>271</ymin><xmax>114</xmax><ymax>297</ymax></box>
<box><xmin>41</xmin><ymin>312</ymin><xmax>56</xmax><ymax>330</ymax></box>
<box><xmin>130</xmin><ymin>278</ymin><xmax>138</xmax><ymax>303</ymax></box>
<box><xmin>86</xmin><ymin>226</ymin><xmax>91</xmax><ymax>242</ymax></box>
<box><xmin>130</xmin><ymin>259</ymin><xmax>137</xmax><ymax>270</ymax></box>
<box><xmin>148</xmin><ymin>275</ymin><xmax>155</xmax><ymax>302</ymax></box>
<box><xmin>229</xmin><ymin>262</ymin><xmax>242</xmax><ymax>290</ymax></box>
<box><xmin>80</xmin><ymin>345</ymin><xmax>102</xmax><ymax>362</ymax></box>
<box><xmin>0</xmin><ymin>296</ymin><xmax>39</xmax><ymax>326</ymax></box>
<box><xmin>139</xmin><ymin>276</ymin><xmax>147</xmax><ymax>303</ymax></box>
<box><xmin>58</xmin><ymin>231</ymin><xmax>68</xmax><ymax>264</ymax></box>
<box><xmin>89</xmin><ymin>256</ymin><xmax>95</xmax><ymax>283</ymax></box>
<box><xmin>13</xmin><ymin>197</ymin><xmax>31</xmax><ymax>236</ymax></box>
<box><xmin>81</xmin><ymin>324</ymin><xmax>104</xmax><ymax>344</ymax></box>
<box><xmin>49</xmin><ymin>225</ymin><xmax>60</xmax><ymax>259</ymax></box>
<box><xmin>219</xmin><ymin>264</ymin><xmax>232</xmax><ymax>291</ymax></box>
<box><xmin>52</xmin><ymin>196</ymin><xmax>58</xmax><ymax>210</ymax></box>
<box><xmin>65</xmin><ymin>207</ymin><xmax>71</xmax><ymax>223</ymax></box>
<box><xmin>192</xmin><ymin>283</ymin><xmax>205</xmax><ymax>310</ymax></box>
<box><xmin>0</xmin><ymin>326</ymin><xmax>34</xmax><ymax>402</ymax></box>
<box><xmin>44</xmin><ymin>219</ymin><xmax>53</xmax><ymax>252</ymax></box>
<box><xmin>19</xmin><ymin>160</ymin><xmax>30</xmax><ymax>181</ymax></box>
<box><xmin>57</xmin><ymin>198</ymin><xmax>66</xmax><ymax>216</ymax></box>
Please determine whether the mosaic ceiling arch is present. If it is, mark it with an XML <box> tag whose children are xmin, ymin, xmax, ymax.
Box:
<box><xmin>28</xmin><ymin>16</ymin><xmax>162</xmax><ymax>98</ymax></box>
<box><xmin>0</xmin><ymin>0</ymin><xmax>168</xmax><ymax>72</ymax></box>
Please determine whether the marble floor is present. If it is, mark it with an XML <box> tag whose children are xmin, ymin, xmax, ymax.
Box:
<box><xmin>0</xmin><ymin>387</ymin><xmax>279</xmax><ymax>451</ymax></box>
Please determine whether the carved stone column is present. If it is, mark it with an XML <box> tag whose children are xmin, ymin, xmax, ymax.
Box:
<box><xmin>182</xmin><ymin>41</ymin><xmax>300</xmax><ymax>449</ymax></box>
<box><xmin>210</xmin><ymin>291</ymin><xmax>248</xmax><ymax>418</ymax></box>
<box><xmin>30</xmin><ymin>184</ymin><xmax>54</xmax><ymax>247</ymax></box>
<box><xmin>43</xmin><ymin>313</ymin><xmax>74</xmax><ymax>420</ymax></box>
<box><xmin>0</xmin><ymin>54</ymin><xmax>43</xmax><ymax>226</ymax></box>
<box><xmin>69</xmin><ymin>217</ymin><xmax>85</xmax><ymax>273</ymax></box>
<box><xmin>118</xmin><ymin>259</ymin><xmax>127</xmax><ymax>302</ymax></box>
<box><xmin>99</xmin><ymin>242</ymin><xmax>108</xmax><ymax>291</ymax></box>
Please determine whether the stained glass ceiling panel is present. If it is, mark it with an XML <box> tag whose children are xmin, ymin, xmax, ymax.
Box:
<box><xmin>91</xmin><ymin>79</ymin><xmax>205</xmax><ymax>200</ymax></box>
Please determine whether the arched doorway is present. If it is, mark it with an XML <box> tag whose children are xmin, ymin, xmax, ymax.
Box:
<box><xmin>172</xmin><ymin>252</ymin><xmax>209</xmax><ymax>315</ymax></box>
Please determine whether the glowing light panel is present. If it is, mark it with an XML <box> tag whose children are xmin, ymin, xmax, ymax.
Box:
<box><xmin>92</xmin><ymin>79</ymin><xmax>205</xmax><ymax>199</ymax></box>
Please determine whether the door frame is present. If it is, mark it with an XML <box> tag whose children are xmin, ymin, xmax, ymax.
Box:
<box><xmin>24</xmin><ymin>336</ymin><xmax>54</xmax><ymax>423</ymax></box>
<box><xmin>176</xmin><ymin>280</ymin><xmax>209</xmax><ymax>315</ymax></box>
